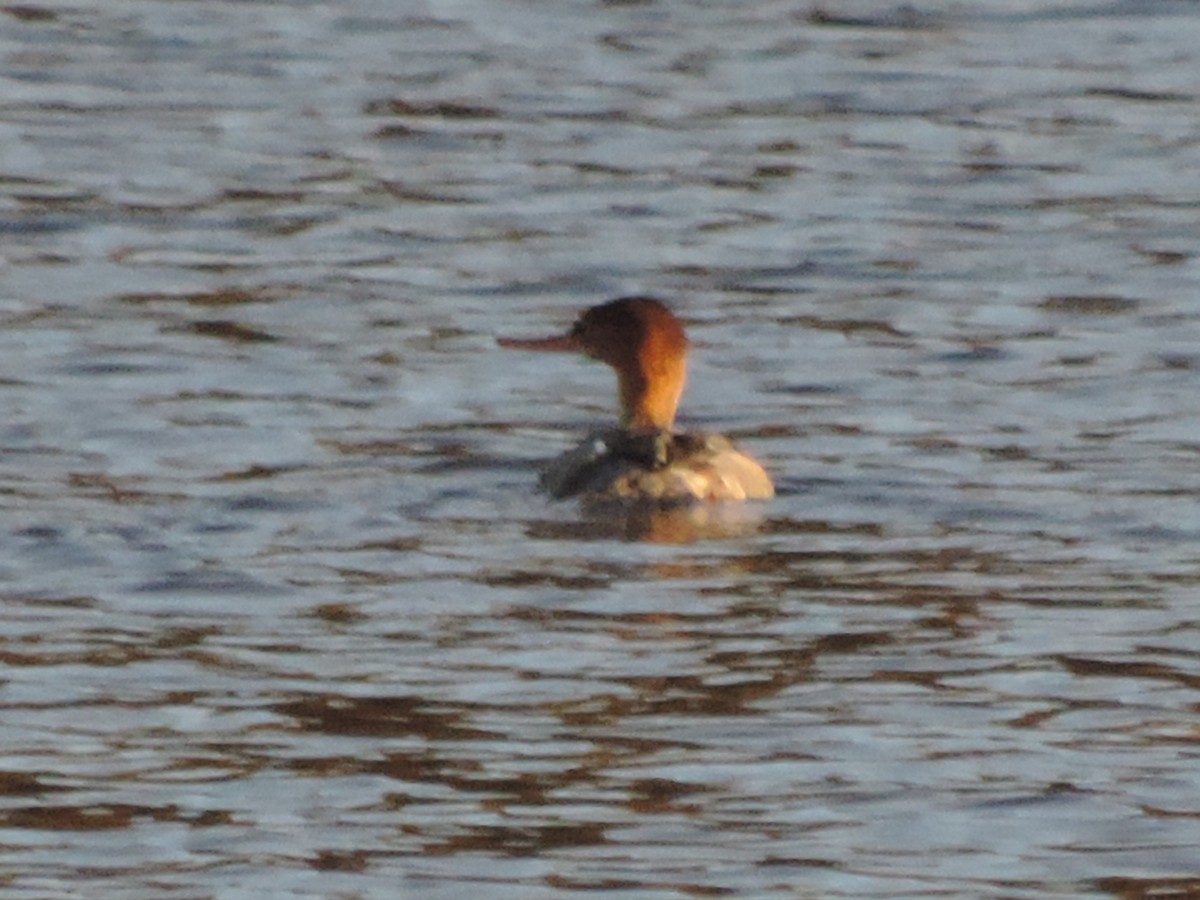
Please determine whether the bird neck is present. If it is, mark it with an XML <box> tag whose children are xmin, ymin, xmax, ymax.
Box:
<box><xmin>616</xmin><ymin>353</ymin><xmax>686</xmax><ymax>433</ymax></box>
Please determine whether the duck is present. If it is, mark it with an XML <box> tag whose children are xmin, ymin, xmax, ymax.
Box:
<box><xmin>499</xmin><ymin>296</ymin><xmax>774</xmax><ymax>503</ymax></box>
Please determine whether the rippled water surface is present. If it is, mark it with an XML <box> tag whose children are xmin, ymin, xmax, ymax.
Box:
<box><xmin>2</xmin><ymin>1</ymin><xmax>1199</xmax><ymax>897</ymax></box>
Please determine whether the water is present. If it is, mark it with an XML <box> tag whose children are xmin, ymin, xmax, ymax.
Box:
<box><xmin>2</xmin><ymin>1</ymin><xmax>1199</xmax><ymax>897</ymax></box>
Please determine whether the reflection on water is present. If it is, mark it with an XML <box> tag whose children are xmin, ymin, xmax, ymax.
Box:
<box><xmin>3</xmin><ymin>0</ymin><xmax>1200</xmax><ymax>897</ymax></box>
<box><xmin>525</xmin><ymin>501</ymin><xmax>770</xmax><ymax>544</ymax></box>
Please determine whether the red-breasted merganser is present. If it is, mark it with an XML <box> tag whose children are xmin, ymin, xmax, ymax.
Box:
<box><xmin>499</xmin><ymin>296</ymin><xmax>774</xmax><ymax>503</ymax></box>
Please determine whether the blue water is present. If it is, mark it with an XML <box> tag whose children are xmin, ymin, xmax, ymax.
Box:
<box><xmin>2</xmin><ymin>1</ymin><xmax>1199</xmax><ymax>897</ymax></box>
